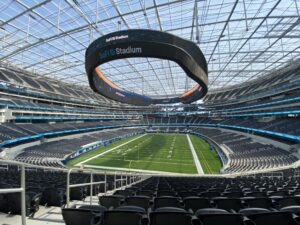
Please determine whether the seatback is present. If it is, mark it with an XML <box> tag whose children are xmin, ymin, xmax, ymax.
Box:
<box><xmin>223</xmin><ymin>192</ymin><xmax>243</xmax><ymax>198</ymax></box>
<box><xmin>184</xmin><ymin>197</ymin><xmax>210</xmax><ymax>212</ymax></box>
<box><xmin>150</xmin><ymin>207</ymin><xmax>193</xmax><ymax>225</ymax></box>
<box><xmin>0</xmin><ymin>193</ymin><xmax>9</xmax><ymax>213</ymax></box>
<box><xmin>247</xmin><ymin>212</ymin><xmax>298</xmax><ymax>225</ymax></box>
<box><xmin>62</xmin><ymin>208</ymin><xmax>102</xmax><ymax>225</ymax></box>
<box><xmin>275</xmin><ymin>197</ymin><xmax>300</xmax><ymax>208</ymax></box>
<box><xmin>201</xmin><ymin>191</ymin><xmax>221</xmax><ymax>198</ymax></box>
<box><xmin>99</xmin><ymin>196</ymin><xmax>121</xmax><ymax>209</ymax></box>
<box><xmin>103</xmin><ymin>208</ymin><xmax>147</xmax><ymax>225</ymax></box>
<box><xmin>126</xmin><ymin>196</ymin><xmax>150</xmax><ymax>211</ymax></box>
<box><xmin>269</xmin><ymin>191</ymin><xmax>290</xmax><ymax>197</ymax></box>
<box><xmin>70</xmin><ymin>187</ymin><xmax>85</xmax><ymax>201</ymax></box>
<box><xmin>213</xmin><ymin>198</ymin><xmax>242</xmax><ymax>211</ymax></box>
<box><xmin>79</xmin><ymin>205</ymin><xmax>107</xmax><ymax>213</ymax></box>
<box><xmin>157</xmin><ymin>190</ymin><xmax>177</xmax><ymax>197</ymax></box>
<box><xmin>7</xmin><ymin>193</ymin><xmax>31</xmax><ymax>216</ymax></box>
<box><xmin>136</xmin><ymin>190</ymin><xmax>154</xmax><ymax>198</ymax></box>
<box><xmin>245</xmin><ymin>192</ymin><xmax>266</xmax><ymax>197</ymax></box>
<box><xmin>154</xmin><ymin>197</ymin><xmax>180</xmax><ymax>209</ymax></box>
<box><xmin>41</xmin><ymin>188</ymin><xmax>65</xmax><ymax>207</ymax></box>
<box><xmin>114</xmin><ymin>190</ymin><xmax>134</xmax><ymax>198</ymax></box>
<box><xmin>197</xmin><ymin>213</ymin><xmax>245</xmax><ymax>225</ymax></box>
<box><xmin>178</xmin><ymin>191</ymin><xmax>197</xmax><ymax>198</ymax></box>
<box><xmin>243</xmin><ymin>197</ymin><xmax>273</xmax><ymax>209</ymax></box>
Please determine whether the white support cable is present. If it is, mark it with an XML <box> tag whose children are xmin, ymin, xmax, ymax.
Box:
<box><xmin>242</xmin><ymin>0</ymin><xmax>249</xmax><ymax>31</ymax></box>
<box><xmin>195</xmin><ymin>0</ymin><xmax>200</xmax><ymax>43</ymax></box>
<box><xmin>294</xmin><ymin>0</ymin><xmax>300</xmax><ymax>17</ymax></box>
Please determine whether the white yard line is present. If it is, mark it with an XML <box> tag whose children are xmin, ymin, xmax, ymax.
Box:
<box><xmin>186</xmin><ymin>134</ymin><xmax>204</xmax><ymax>175</ymax></box>
<box><xmin>75</xmin><ymin>134</ymin><xmax>147</xmax><ymax>166</ymax></box>
<box><xmin>88</xmin><ymin>157</ymin><xmax>194</xmax><ymax>165</ymax></box>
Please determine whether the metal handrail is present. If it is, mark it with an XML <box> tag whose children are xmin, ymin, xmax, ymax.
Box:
<box><xmin>0</xmin><ymin>188</ymin><xmax>23</xmax><ymax>194</ymax></box>
<box><xmin>114</xmin><ymin>172</ymin><xmax>128</xmax><ymax>189</ymax></box>
<box><xmin>66</xmin><ymin>169</ymin><xmax>141</xmax><ymax>207</ymax></box>
<box><xmin>0</xmin><ymin>159</ymin><xmax>143</xmax><ymax>225</ymax></box>
<box><xmin>67</xmin><ymin>168</ymin><xmax>107</xmax><ymax>207</ymax></box>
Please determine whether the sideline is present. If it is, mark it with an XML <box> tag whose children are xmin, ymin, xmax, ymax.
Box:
<box><xmin>186</xmin><ymin>134</ymin><xmax>204</xmax><ymax>174</ymax></box>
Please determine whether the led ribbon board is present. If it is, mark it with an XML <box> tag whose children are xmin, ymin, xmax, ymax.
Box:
<box><xmin>85</xmin><ymin>29</ymin><xmax>208</xmax><ymax>106</ymax></box>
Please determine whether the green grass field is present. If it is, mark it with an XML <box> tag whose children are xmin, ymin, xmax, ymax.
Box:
<box><xmin>66</xmin><ymin>133</ymin><xmax>222</xmax><ymax>174</ymax></box>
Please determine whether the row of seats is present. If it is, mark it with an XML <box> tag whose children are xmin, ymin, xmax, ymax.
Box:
<box><xmin>0</xmin><ymin>68</ymin><xmax>117</xmax><ymax>107</ymax></box>
<box><xmin>203</xmin><ymin>64</ymin><xmax>300</xmax><ymax>103</ymax></box>
<box><xmin>63</xmin><ymin>175</ymin><xmax>300</xmax><ymax>225</ymax></box>
<box><xmin>63</xmin><ymin>204</ymin><xmax>300</xmax><ymax>225</ymax></box>
<box><xmin>0</xmin><ymin>120</ymin><xmax>135</xmax><ymax>143</ymax></box>
<box><xmin>189</xmin><ymin>127</ymin><xmax>297</xmax><ymax>173</ymax></box>
<box><xmin>99</xmin><ymin>195</ymin><xmax>300</xmax><ymax>212</ymax></box>
<box><xmin>15</xmin><ymin>128</ymin><xmax>143</xmax><ymax>167</ymax></box>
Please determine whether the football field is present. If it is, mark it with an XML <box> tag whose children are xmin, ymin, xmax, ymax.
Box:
<box><xmin>66</xmin><ymin>133</ymin><xmax>222</xmax><ymax>174</ymax></box>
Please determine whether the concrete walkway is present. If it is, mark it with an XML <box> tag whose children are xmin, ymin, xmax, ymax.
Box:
<box><xmin>186</xmin><ymin>134</ymin><xmax>204</xmax><ymax>174</ymax></box>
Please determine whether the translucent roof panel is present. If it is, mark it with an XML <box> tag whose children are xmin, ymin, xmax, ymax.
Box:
<box><xmin>0</xmin><ymin>0</ymin><xmax>299</xmax><ymax>97</ymax></box>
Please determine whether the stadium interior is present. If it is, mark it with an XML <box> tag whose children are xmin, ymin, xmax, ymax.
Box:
<box><xmin>1</xmin><ymin>0</ymin><xmax>300</xmax><ymax>224</ymax></box>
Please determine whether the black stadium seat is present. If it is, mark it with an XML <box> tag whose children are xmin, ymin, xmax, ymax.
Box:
<box><xmin>242</xmin><ymin>197</ymin><xmax>274</xmax><ymax>209</ymax></box>
<box><xmin>197</xmin><ymin>213</ymin><xmax>246</xmax><ymax>225</ymax></box>
<box><xmin>41</xmin><ymin>188</ymin><xmax>65</xmax><ymax>207</ymax></box>
<box><xmin>246</xmin><ymin>212</ymin><xmax>299</xmax><ymax>225</ymax></box>
<box><xmin>273</xmin><ymin>197</ymin><xmax>300</xmax><ymax>208</ymax></box>
<box><xmin>201</xmin><ymin>191</ymin><xmax>221</xmax><ymax>198</ymax></box>
<box><xmin>150</xmin><ymin>207</ymin><xmax>197</xmax><ymax>225</ymax></box>
<box><xmin>0</xmin><ymin>193</ymin><xmax>9</xmax><ymax>213</ymax></box>
<box><xmin>213</xmin><ymin>197</ymin><xmax>243</xmax><ymax>211</ymax></box>
<box><xmin>179</xmin><ymin>191</ymin><xmax>197</xmax><ymax>198</ymax></box>
<box><xmin>7</xmin><ymin>192</ymin><xmax>42</xmax><ymax>217</ymax></box>
<box><xmin>157</xmin><ymin>190</ymin><xmax>177</xmax><ymax>197</ymax></box>
<box><xmin>78</xmin><ymin>204</ymin><xmax>107</xmax><ymax>213</ymax></box>
<box><xmin>62</xmin><ymin>208</ymin><xmax>103</xmax><ymax>225</ymax></box>
<box><xmin>195</xmin><ymin>208</ymin><xmax>245</xmax><ymax>225</ymax></box>
<box><xmin>114</xmin><ymin>189</ymin><xmax>135</xmax><ymax>197</ymax></box>
<box><xmin>70</xmin><ymin>187</ymin><xmax>86</xmax><ymax>201</ymax></box>
<box><xmin>154</xmin><ymin>196</ymin><xmax>181</xmax><ymax>209</ymax></box>
<box><xmin>99</xmin><ymin>195</ymin><xmax>122</xmax><ymax>209</ymax></box>
<box><xmin>103</xmin><ymin>206</ymin><xmax>148</xmax><ymax>225</ymax></box>
<box><xmin>136</xmin><ymin>190</ymin><xmax>155</xmax><ymax>197</ymax></box>
<box><xmin>125</xmin><ymin>196</ymin><xmax>151</xmax><ymax>211</ymax></box>
<box><xmin>183</xmin><ymin>197</ymin><xmax>211</xmax><ymax>212</ymax></box>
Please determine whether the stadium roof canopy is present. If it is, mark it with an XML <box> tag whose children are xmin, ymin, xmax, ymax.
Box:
<box><xmin>0</xmin><ymin>0</ymin><xmax>300</xmax><ymax>98</ymax></box>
